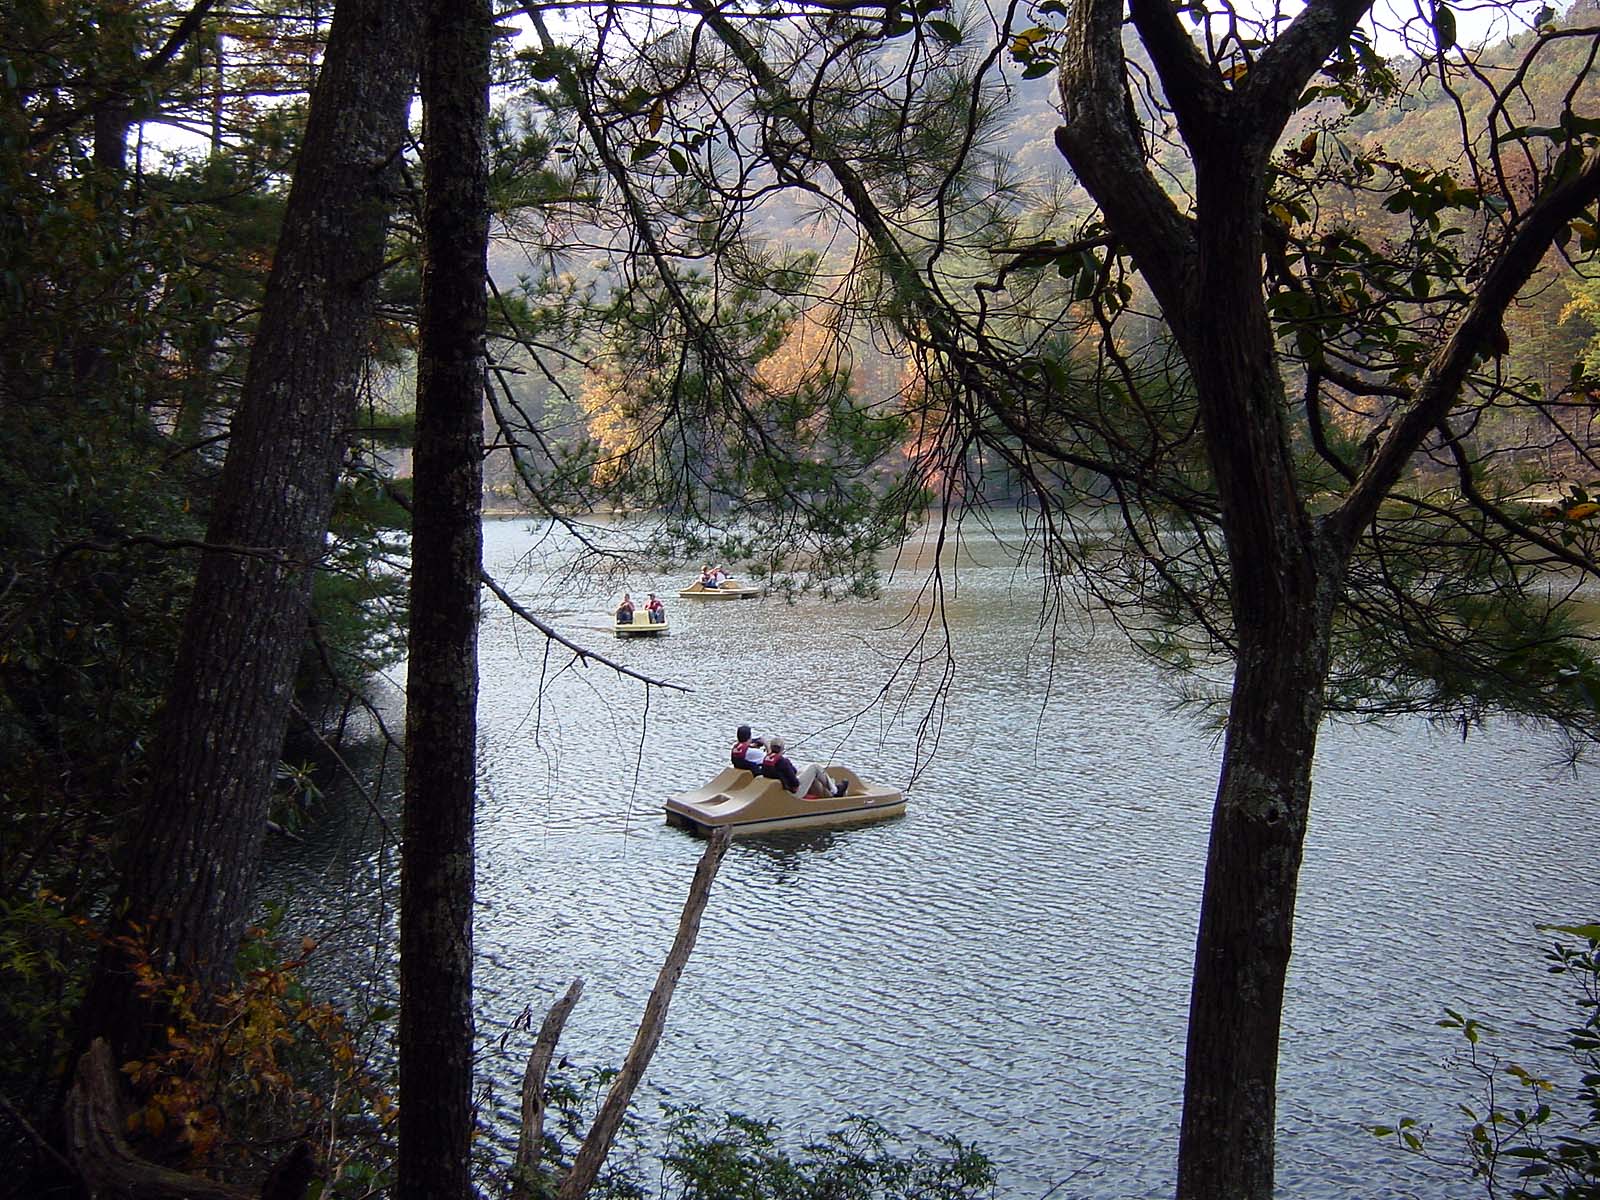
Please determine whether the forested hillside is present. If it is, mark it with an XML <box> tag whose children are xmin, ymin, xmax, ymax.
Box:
<box><xmin>481</xmin><ymin>1</ymin><xmax>1600</xmax><ymax>513</ymax></box>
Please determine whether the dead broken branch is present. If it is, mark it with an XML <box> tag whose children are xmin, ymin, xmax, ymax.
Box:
<box><xmin>517</xmin><ymin>978</ymin><xmax>585</xmax><ymax>1181</ymax></box>
<box><xmin>515</xmin><ymin>826</ymin><xmax>732</xmax><ymax>1199</ymax></box>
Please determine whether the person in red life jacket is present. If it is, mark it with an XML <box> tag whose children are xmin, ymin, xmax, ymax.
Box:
<box><xmin>730</xmin><ymin>724</ymin><xmax>765</xmax><ymax>773</ymax></box>
<box><xmin>645</xmin><ymin>592</ymin><xmax>666</xmax><ymax>623</ymax></box>
<box><xmin>763</xmin><ymin>736</ymin><xmax>847</xmax><ymax>798</ymax></box>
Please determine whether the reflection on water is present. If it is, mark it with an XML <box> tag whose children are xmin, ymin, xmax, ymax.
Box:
<box><xmin>267</xmin><ymin>516</ymin><xmax>1600</xmax><ymax>1200</ymax></box>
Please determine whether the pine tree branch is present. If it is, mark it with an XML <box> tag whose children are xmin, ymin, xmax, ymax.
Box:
<box><xmin>1329</xmin><ymin>150</ymin><xmax>1600</xmax><ymax>551</ymax></box>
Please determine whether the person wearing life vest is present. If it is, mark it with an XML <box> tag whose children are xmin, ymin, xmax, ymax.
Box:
<box><xmin>730</xmin><ymin>724</ymin><xmax>765</xmax><ymax>773</ymax></box>
<box><xmin>763</xmin><ymin>736</ymin><xmax>847</xmax><ymax>798</ymax></box>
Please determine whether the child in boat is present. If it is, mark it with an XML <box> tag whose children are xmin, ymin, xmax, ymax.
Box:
<box><xmin>731</xmin><ymin>724</ymin><xmax>765</xmax><ymax>772</ymax></box>
<box><xmin>763</xmin><ymin>737</ymin><xmax>847</xmax><ymax>798</ymax></box>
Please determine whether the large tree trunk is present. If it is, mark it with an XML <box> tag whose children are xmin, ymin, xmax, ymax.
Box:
<box><xmin>1175</xmin><ymin>601</ymin><xmax>1336</xmax><ymax>1198</ymax></box>
<box><xmin>1158</xmin><ymin>64</ymin><xmax>1363</xmax><ymax>1187</ymax></box>
<box><xmin>1168</xmin><ymin>281</ymin><xmax>1335</xmax><ymax>1200</ymax></box>
<box><xmin>397</xmin><ymin>0</ymin><xmax>490</xmax><ymax>1195</ymax></box>
<box><xmin>1164</xmin><ymin>135</ymin><xmax>1337</xmax><ymax>1200</ymax></box>
<box><xmin>77</xmin><ymin>0</ymin><xmax>423</xmax><ymax>1065</ymax></box>
<box><xmin>1057</xmin><ymin>6</ymin><xmax>1345</xmax><ymax>1193</ymax></box>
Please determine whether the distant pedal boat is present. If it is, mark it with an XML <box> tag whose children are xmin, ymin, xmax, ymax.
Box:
<box><xmin>614</xmin><ymin>610</ymin><xmax>669</xmax><ymax>637</ymax></box>
<box><xmin>677</xmin><ymin>579</ymin><xmax>763</xmax><ymax>600</ymax></box>
<box><xmin>664</xmin><ymin>766</ymin><xmax>906</xmax><ymax>836</ymax></box>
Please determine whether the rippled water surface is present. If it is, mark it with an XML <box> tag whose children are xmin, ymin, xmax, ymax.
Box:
<box><xmin>271</xmin><ymin>517</ymin><xmax>1600</xmax><ymax>1199</ymax></box>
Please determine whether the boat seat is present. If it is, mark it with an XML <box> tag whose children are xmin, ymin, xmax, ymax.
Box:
<box><xmin>725</xmin><ymin>774</ymin><xmax>845</xmax><ymax>807</ymax></box>
<box><xmin>669</xmin><ymin>765</ymin><xmax>760</xmax><ymax>805</ymax></box>
<box><xmin>668</xmin><ymin>765</ymin><xmax>865</xmax><ymax>809</ymax></box>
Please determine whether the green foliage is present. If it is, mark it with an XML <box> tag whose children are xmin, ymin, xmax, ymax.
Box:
<box><xmin>1</xmin><ymin>0</ymin><xmax>415</xmax><ymax>796</ymax></box>
<box><xmin>0</xmin><ymin>892</ymin><xmax>95</xmax><ymax>1111</ymax></box>
<box><xmin>1375</xmin><ymin>925</ymin><xmax>1600</xmax><ymax>1199</ymax></box>
<box><xmin>1</xmin><ymin>1</ymin><xmax>299</xmax><ymax>903</ymax></box>
<box><xmin>648</xmin><ymin>1109</ymin><xmax>995</xmax><ymax>1200</ymax></box>
<box><xmin>301</xmin><ymin>470</ymin><xmax>411</xmax><ymax>701</ymax></box>
<box><xmin>484</xmin><ymin>2</ymin><xmax>1015</xmax><ymax>593</ymax></box>
<box><xmin>524</xmin><ymin>1078</ymin><xmax>995</xmax><ymax>1200</ymax></box>
<box><xmin>0</xmin><ymin>10</ymin><xmax>416</xmax><ymax>1187</ymax></box>
<box><xmin>1321</xmin><ymin>494</ymin><xmax>1600</xmax><ymax>735</ymax></box>
<box><xmin>0</xmin><ymin>394</ymin><xmax>199</xmax><ymax>901</ymax></box>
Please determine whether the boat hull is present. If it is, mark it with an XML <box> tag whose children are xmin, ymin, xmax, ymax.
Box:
<box><xmin>614</xmin><ymin>615</ymin><xmax>669</xmax><ymax>637</ymax></box>
<box><xmin>663</xmin><ymin>767</ymin><xmax>905</xmax><ymax>837</ymax></box>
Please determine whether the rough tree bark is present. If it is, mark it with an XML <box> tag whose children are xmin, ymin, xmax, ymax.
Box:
<box><xmin>77</xmin><ymin>0</ymin><xmax>424</xmax><ymax>1065</ymax></box>
<box><xmin>396</xmin><ymin>0</ymin><xmax>490</xmax><ymax>1195</ymax></box>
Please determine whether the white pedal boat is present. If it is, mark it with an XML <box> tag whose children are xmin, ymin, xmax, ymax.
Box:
<box><xmin>614</xmin><ymin>610</ymin><xmax>670</xmax><ymax>637</ymax></box>
<box><xmin>664</xmin><ymin>766</ymin><xmax>906</xmax><ymax>836</ymax></box>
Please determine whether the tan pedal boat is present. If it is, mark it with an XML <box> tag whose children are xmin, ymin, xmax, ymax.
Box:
<box><xmin>664</xmin><ymin>766</ymin><xmax>906</xmax><ymax>836</ymax></box>
<box><xmin>677</xmin><ymin>579</ymin><xmax>763</xmax><ymax>600</ymax></box>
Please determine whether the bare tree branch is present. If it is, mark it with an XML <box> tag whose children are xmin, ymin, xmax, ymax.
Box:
<box><xmin>516</xmin><ymin>979</ymin><xmax>586</xmax><ymax>1189</ymax></box>
<box><xmin>480</xmin><ymin>570</ymin><xmax>691</xmax><ymax>693</ymax></box>
<box><xmin>557</xmin><ymin>826</ymin><xmax>732</xmax><ymax>1200</ymax></box>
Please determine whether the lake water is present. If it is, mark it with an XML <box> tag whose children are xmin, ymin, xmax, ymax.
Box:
<box><xmin>269</xmin><ymin>516</ymin><xmax>1600</xmax><ymax>1199</ymax></box>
